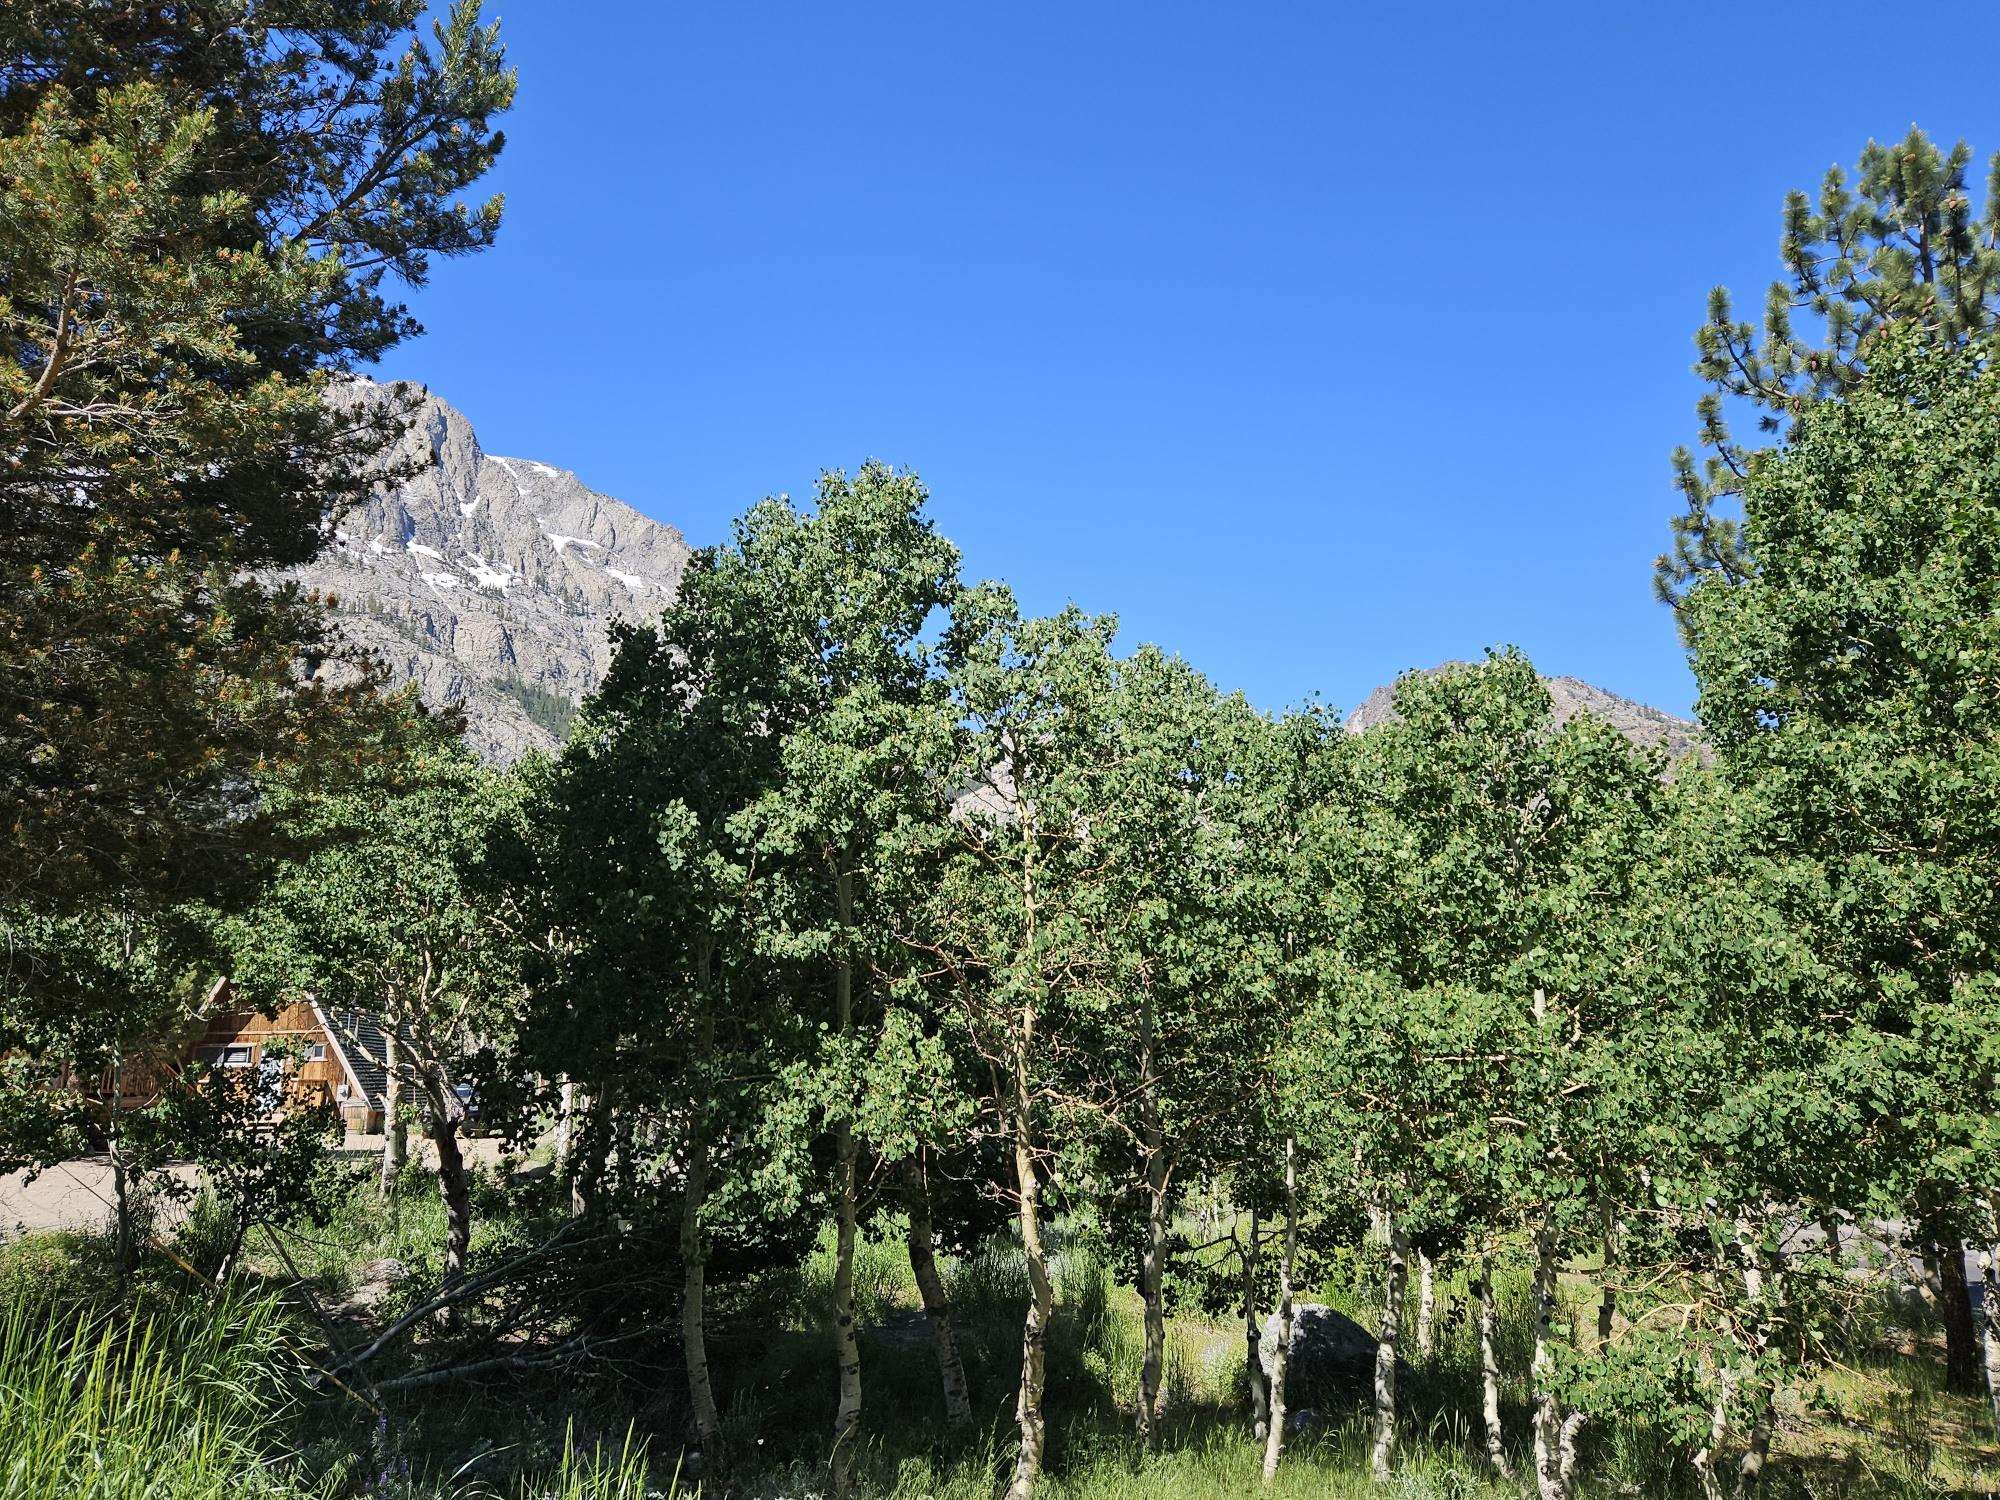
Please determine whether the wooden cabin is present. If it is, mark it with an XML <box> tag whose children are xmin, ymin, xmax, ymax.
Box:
<box><xmin>58</xmin><ymin>980</ymin><xmax>392</xmax><ymax>1146</ymax></box>
<box><xmin>186</xmin><ymin>981</ymin><xmax>389</xmax><ymax>1136</ymax></box>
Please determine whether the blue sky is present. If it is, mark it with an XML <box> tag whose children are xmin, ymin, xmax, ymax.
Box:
<box><xmin>380</xmin><ymin>3</ymin><xmax>2000</xmax><ymax>718</ymax></box>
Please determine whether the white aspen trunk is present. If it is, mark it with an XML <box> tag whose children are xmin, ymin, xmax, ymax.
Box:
<box><xmin>1476</xmin><ymin>1256</ymin><xmax>1514</xmax><ymax>1480</ymax></box>
<box><xmin>214</xmin><ymin>1205</ymin><xmax>249</xmax><ymax>1285</ymax></box>
<box><xmin>1531</xmin><ymin>1227</ymin><xmax>1582</xmax><ymax>1500</ymax></box>
<box><xmin>1691</xmin><ymin>1363</ymin><xmax>1734</xmax><ymax>1500</ymax></box>
<box><xmin>108</xmin><ymin>1048</ymin><xmax>133</xmax><ymax>1279</ymax></box>
<box><xmin>1732</xmin><ymin>1229</ymin><xmax>1775</xmax><ymax>1498</ymax></box>
<box><xmin>1596</xmin><ymin>1199</ymin><xmax>1616</xmax><ymax>1350</ymax></box>
<box><xmin>682</xmin><ymin>954</ymin><xmax>722</xmax><ymax>1447</ymax></box>
<box><xmin>109</xmin><ymin>915</ymin><xmax>137</xmax><ymax>1279</ymax></box>
<box><xmin>681</xmin><ymin>1109</ymin><xmax>721</xmax><ymax>1446</ymax></box>
<box><xmin>611</xmin><ymin>1107</ymin><xmax>636</xmax><ymax>1201</ymax></box>
<box><xmin>830</xmin><ymin>1120</ymin><xmax>862</xmax><ymax>1495</ymax></box>
<box><xmin>1980</xmin><ymin>1243</ymin><xmax>2000</xmax><ymax>1443</ymax></box>
<box><xmin>829</xmin><ymin>871</ymin><xmax>863</xmax><ymax>1500</ymax></box>
<box><xmin>904</xmin><ymin>1160</ymin><xmax>972</xmax><ymax>1427</ymax></box>
<box><xmin>1136</xmin><ymin>1154</ymin><xmax>1169</xmax><ymax>1447</ymax></box>
<box><xmin>555</xmin><ymin>1079</ymin><xmax>575</xmax><ymax>1179</ymax></box>
<box><xmin>429</xmin><ymin>1100</ymin><xmax>473</xmax><ymax>1324</ymax></box>
<box><xmin>1003</xmin><ymin>825</ymin><xmax>1049</xmax><ymax>1500</ymax></box>
<box><xmin>1415</xmin><ymin>1249</ymin><xmax>1437</xmax><ymax>1359</ymax></box>
<box><xmin>1370</xmin><ymin>1207</ymin><xmax>1408</xmax><ymax>1482</ymax></box>
<box><xmin>572</xmin><ymin>1092</ymin><xmax>607</xmax><ymax>1217</ymax></box>
<box><xmin>1244</xmin><ymin>1209</ymin><xmax>1270</xmax><ymax>1442</ymax></box>
<box><xmin>1005</xmin><ymin>1081</ymin><xmax>1053</xmax><ymax>1500</ymax></box>
<box><xmin>379</xmin><ymin>1033</ymin><xmax>405</xmax><ymax>1196</ymax></box>
<box><xmin>1556</xmin><ymin>1410</ymin><xmax>1587</xmax><ymax>1496</ymax></box>
<box><xmin>1262</xmin><ymin>1135</ymin><xmax>1298</xmax><ymax>1483</ymax></box>
<box><xmin>1734</xmin><ymin>1393</ymin><xmax>1774</xmax><ymax>1496</ymax></box>
<box><xmin>1910</xmin><ymin>1237</ymin><xmax>1946</xmax><ymax>1314</ymax></box>
<box><xmin>1133</xmin><ymin>975</ymin><xmax>1169</xmax><ymax>1448</ymax></box>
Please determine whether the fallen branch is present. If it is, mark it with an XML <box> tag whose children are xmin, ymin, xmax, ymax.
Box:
<box><xmin>371</xmin><ymin>1328</ymin><xmax>652</xmax><ymax>1393</ymax></box>
<box><xmin>333</xmin><ymin>1218</ymin><xmax>603</xmax><ymax>1374</ymax></box>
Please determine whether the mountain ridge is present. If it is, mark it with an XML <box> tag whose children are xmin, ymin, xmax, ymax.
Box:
<box><xmin>1345</xmin><ymin>665</ymin><xmax>1702</xmax><ymax>760</ymax></box>
<box><xmin>295</xmin><ymin>383</ymin><xmax>1699</xmax><ymax>767</ymax></box>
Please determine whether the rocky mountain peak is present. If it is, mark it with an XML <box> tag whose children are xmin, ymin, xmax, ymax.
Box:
<box><xmin>288</xmin><ymin>385</ymin><xmax>1700</xmax><ymax>771</ymax></box>
<box><xmin>288</xmin><ymin>380</ymin><xmax>692</xmax><ymax>762</ymax></box>
<box><xmin>1345</xmin><ymin>663</ymin><xmax>1701</xmax><ymax>761</ymax></box>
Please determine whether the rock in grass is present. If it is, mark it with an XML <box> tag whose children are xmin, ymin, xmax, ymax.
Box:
<box><xmin>1258</xmin><ymin>1303</ymin><xmax>1381</xmax><ymax>1407</ymax></box>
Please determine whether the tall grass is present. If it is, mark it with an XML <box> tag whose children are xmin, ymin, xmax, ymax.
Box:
<box><xmin>10</xmin><ymin>1184</ymin><xmax>1984</xmax><ymax>1500</ymax></box>
<box><xmin>507</xmin><ymin>1423</ymin><xmax>659</xmax><ymax>1500</ymax></box>
<box><xmin>796</xmin><ymin>1220</ymin><xmax>915</xmax><ymax>1334</ymax></box>
<box><xmin>0</xmin><ymin>1235</ymin><xmax>668</xmax><ymax>1500</ymax></box>
<box><xmin>0</xmin><ymin>1285</ymin><xmax>311</xmax><ymax>1500</ymax></box>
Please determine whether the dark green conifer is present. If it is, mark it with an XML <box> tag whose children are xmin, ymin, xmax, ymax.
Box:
<box><xmin>1660</xmin><ymin>128</ymin><xmax>2000</xmax><ymax>606</ymax></box>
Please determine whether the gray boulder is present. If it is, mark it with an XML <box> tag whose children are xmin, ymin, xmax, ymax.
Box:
<box><xmin>1259</xmin><ymin>1303</ymin><xmax>1382</xmax><ymax>1406</ymax></box>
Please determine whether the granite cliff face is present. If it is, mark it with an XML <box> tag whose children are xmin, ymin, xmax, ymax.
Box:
<box><xmin>1346</xmin><ymin>666</ymin><xmax>1702</xmax><ymax>761</ymax></box>
<box><xmin>289</xmin><ymin>381</ymin><xmax>692</xmax><ymax>763</ymax></box>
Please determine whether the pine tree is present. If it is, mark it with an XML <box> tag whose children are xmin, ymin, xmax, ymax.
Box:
<box><xmin>1659</xmin><ymin>128</ymin><xmax>2000</xmax><ymax>607</ymax></box>
<box><xmin>0</xmin><ymin>1</ymin><xmax>513</xmax><ymax>913</ymax></box>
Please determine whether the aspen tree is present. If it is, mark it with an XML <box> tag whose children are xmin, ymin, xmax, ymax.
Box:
<box><xmin>708</xmin><ymin>469</ymin><xmax>961</xmax><ymax>1497</ymax></box>
<box><xmin>1071</xmin><ymin>646</ymin><xmax>1270</xmax><ymax>1448</ymax></box>
<box><xmin>1237</xmin><ymin>704</ymin><xmax>1350</xmax><ymax>1481</ymax></box>
<box><xmin>1333</xmin><ymin>654</ymin><xmax>1661</xmax><ymax>1491</ymax></box>
<box><xmin>919</xmin><ymin>590</ymin><xmax>1125</xmax><ymax>1499</ymax></box>
<box><xmin>249</xmin><ymin>734</ymin><xmax>525</xmax><ymax>1293</ymax></box>
<box><xmin>513</xmin><ymin>612</ymin><xmax>780</xmax><ymax>1452</ymax></box>
<box><xmin>901</xmin><ymin>1154</ymin><xmax>973</xmax><ymax>1427</ymax></box>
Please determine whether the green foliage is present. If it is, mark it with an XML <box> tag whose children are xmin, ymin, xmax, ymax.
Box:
<box><xmin>13</xmin><ymin>75</ymin><xmax>2000</xmax><ymax>1496</ymax></box>
<box><xmin>0</xmin><ymin>901</ymin><xmax>221</xmax><ymax>1171</ymax></box>
<box><xmin>1686</xmin><ymin>327</ymin><xmax>2000</xmax><ymax>1216</ymax></box>
<box><xmin>244</xmin><ymin>731</ymin><xmax>526</xmax><ymax>1116</ymax></box>
<box><xmin>1678</xmin><ymin>330</ymin><xmax>2000</xmax><ymax>1427</ymax></box>
<box><xmin>1308</xmin><ymin>653</ymin><xmax>1663</xmax><ymax>1257</ymax></box>
<box><xmin>0</xmin><ymin>1</ymin><xmax>515</xmax><ymax>1273</ymax></box>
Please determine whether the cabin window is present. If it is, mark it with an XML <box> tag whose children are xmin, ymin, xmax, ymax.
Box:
<box><xmin>220</xmin><ymin>1044</ymin><xmax>254</xmax><ymax>1068</ymax></box>
<box><xmin>307</xmin><ymin>1043</ymin><xmax>327</xmax><ymax>1062</ymax></box>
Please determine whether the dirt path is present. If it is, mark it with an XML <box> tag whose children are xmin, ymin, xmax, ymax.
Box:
<box><xmin>0</xmin><ymin>1159</ymin><xmax>202</xmax><ymax>1240</ymax></box>
<box><xmin>1</xmin><ymin>1139</ymin><xmax>518</xmax><ymax>1242</ymax></box>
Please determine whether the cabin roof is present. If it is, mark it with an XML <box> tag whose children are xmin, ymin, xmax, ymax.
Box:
<box><xmin>312</xmin><ymin>1003</ymin><xmax>390</xmax><ymax>1110</ymax></box>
